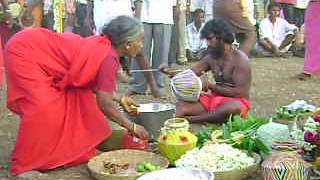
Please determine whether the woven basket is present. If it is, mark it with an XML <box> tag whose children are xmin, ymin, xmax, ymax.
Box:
<box><xmin>213</xmin><ymin>153</ymin><xmax>261</xmax><ymax>180</ymax></box>
<box><xmin>87</xmin><ymin>149</ymin><xmax>169</xmax><ymax>180</ymax></box>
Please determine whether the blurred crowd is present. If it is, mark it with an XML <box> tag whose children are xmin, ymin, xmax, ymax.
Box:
<box><xmin>0</xmin><ymin>0</ymin><xmax>309</xmax><ymax>55</ymax></box>
<box><xmin>0</xmin><ymin>0</ymin><xmax>317</xmax><ymax>89</ymax></box>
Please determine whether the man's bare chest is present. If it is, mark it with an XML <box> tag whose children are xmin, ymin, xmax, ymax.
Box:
<box><xmin>209</xmin><ymin>61</ymin><xmax>235</xmax><ymax>86</ymax></box>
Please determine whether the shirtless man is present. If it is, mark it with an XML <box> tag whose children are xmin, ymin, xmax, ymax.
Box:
<box><xmin>165</xmin><ymin>19</ymin><xmax>251</xmax><ymax>124</ymax></box>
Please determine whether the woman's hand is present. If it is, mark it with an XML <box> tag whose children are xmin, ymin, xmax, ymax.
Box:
<box><xmin>132</xmin><ymin>123</ymin><xmax>149</xmax><ymax>140</ymax></box>
<box><xmin>120</xmin><ymin>96</ymin><xmax>140</xmax><ymax>116</ymax></box>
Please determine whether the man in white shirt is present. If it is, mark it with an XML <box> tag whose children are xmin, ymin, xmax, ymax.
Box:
<box><xmin>186</xmin><ymin>8</ymin><xmax>207</xmax><ymax>61</ymax></box>
<box><xmin>129</xmin><ymin>0</ymin><xmax>175</xmax><ymax>96</ymax></box>
<box><xmin>257</xmin><ymin>3</ymin><xmax>297</xmax><ymax>56</ymax></box>
<box><xmin>93</xmin><ymin>0</ymin><xmax>134</xmax><ymax>34</ymax></box>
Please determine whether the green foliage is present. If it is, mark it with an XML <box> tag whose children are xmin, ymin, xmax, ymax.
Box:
<box><xmin>225</xmin><ymin>115</ymin><xmax>270</xmax><ymax>154</ymax></box>
<box><xmin>195</xmin><ymin>124</ymin><xmax>219</xmax><ymax>147</ymax></box>
<box><xmin>275</xmin><ymin>107</ymin><xmax>311</xmax><ymax>120</ymax></box>
<box><xmin>195</xmin><ymin>115</ymin><xmax>271</xmax><ymax>154</ymax></box>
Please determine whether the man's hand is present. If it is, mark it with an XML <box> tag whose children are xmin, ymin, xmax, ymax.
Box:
<box><xmin>159</xmin><ymin>66</ymin><xmax>177</xmax><ymax>78</ymax></box>
<box><xmin>120</xmin><ymin>96</ymin><xmax>140</xmax><ymax>116</ymax></box>
<box><xmin>201</xmin><ymin>74</ymin><xmax>209</xmax><ymax>92</ymax></box>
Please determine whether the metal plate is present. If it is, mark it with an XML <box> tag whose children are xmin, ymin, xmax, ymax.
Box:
<box><xmin>137</xmin><ymin>168</ymin><xmax>214</xmax><ymax>180</ymax></box>
<box><xmin>138</xmin><ymin>103</ymin><xmax>175</xmax><ymax>113</ymax></box>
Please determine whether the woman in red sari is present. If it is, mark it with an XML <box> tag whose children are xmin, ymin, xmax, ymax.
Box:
<box><xmin>4</xmin><ymin>15</ymin><xmax>148</xmax><ymax>178</ymax></box>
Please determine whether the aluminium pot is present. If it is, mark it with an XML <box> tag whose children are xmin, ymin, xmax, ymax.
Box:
<box><xmin>127</xmin><ymin>103</ymin><xmax>175</xmax><ymax>140</ymax></box>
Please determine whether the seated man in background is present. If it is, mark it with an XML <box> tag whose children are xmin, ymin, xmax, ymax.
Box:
<box><xmin>256</xmin><ymin>3</ymin><xmax>298</xmax><ymax>57</ymax></box>
<box><xmin>163</xmin><ymin>19</ymin><xmax>251</xmax><ymax>124</ymax></box>
<box><xmin>186</xmin><ymin>8</ymin><xmax>207</xmax><ymax>62</ymax></box>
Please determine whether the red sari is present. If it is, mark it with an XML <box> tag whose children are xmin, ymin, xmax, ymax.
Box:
<box><xmin>5</xmin><ymin>28</ymin><xmax>113</xmax><ymax>175</ymax></box>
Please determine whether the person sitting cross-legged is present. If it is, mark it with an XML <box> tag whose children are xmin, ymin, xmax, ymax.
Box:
<box><xmin>186</xmin><ymin>8</ymin><xmax>207</xmax><ymax>62</ymax></box>
<box><xmin>256</xmin><ymin>3</ymin><xmax>298</xmax><ymax>57</ymax></box>
<box><xmin>162</xmin><ymin>19</ymin><xmax>251</xmax><ymax>124</ymax></box>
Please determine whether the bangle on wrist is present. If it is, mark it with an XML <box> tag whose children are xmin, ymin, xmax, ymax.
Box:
<box><xmin>131</xmin><ymin>122</ymin><xmax>136</xmax><ymax>133</ymax></box>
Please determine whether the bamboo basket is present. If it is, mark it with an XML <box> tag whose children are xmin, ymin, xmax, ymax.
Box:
<box><xmin>213</xmin><ymin>152</ymin><xmax>261</xmax><ymax>180</ymax></box>
<box><xmin>87</xmin><ymin>149</ymin><xmax>169</xmax><ymax>180</ymax></box>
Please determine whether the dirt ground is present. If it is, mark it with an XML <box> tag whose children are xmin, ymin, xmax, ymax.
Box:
<box><xmin>0</xmin><ymin>56</ymin><xmax>319</xmax><ymax>180</ymax></box>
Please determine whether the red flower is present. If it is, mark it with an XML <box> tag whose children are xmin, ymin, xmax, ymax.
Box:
<box><xmin>304</xmin><ymin>131</ymin><xmax>319</xmax><ymax>144</ymax></box>
<box><xmin>314</xmin><ymin>115</ymin><xmax>320</xmax><ymax>123</ymax></box>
